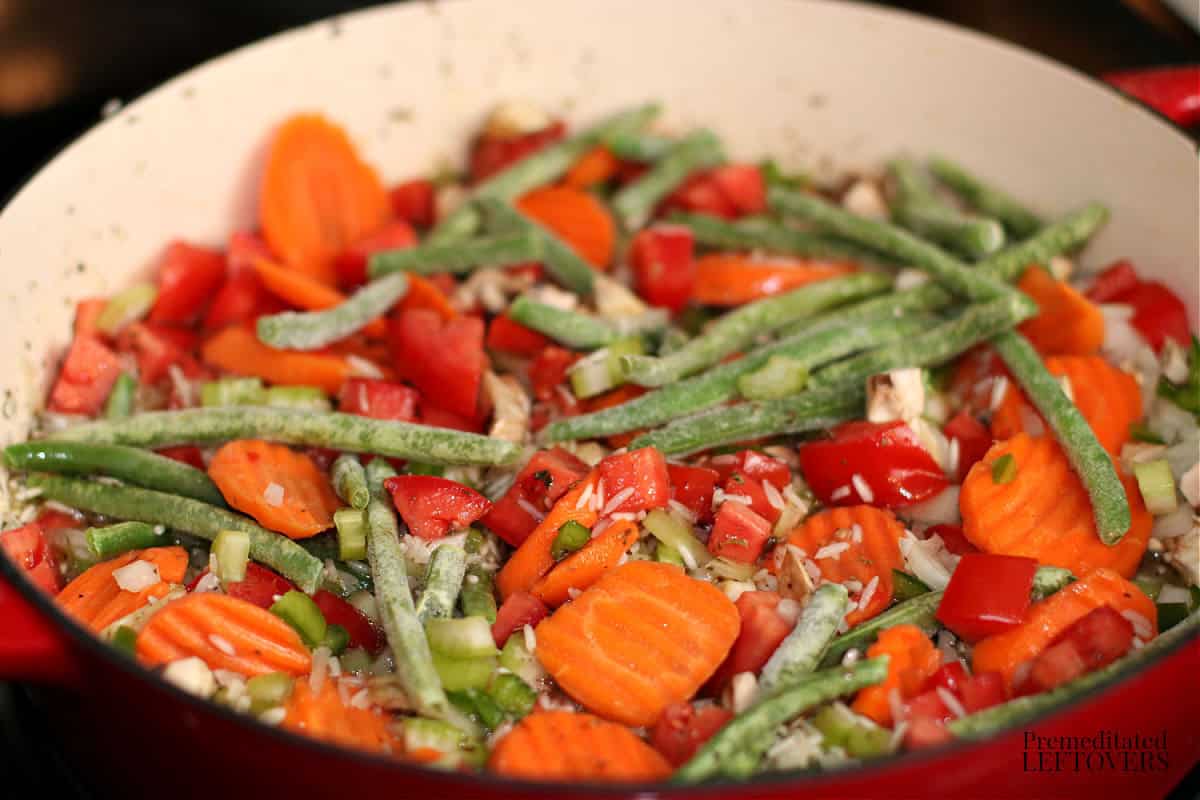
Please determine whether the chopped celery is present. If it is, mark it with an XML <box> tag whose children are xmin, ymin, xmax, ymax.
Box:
<box><xmin>347</xmin><ymin>589</ymin><xmax>379</xmax><ymax>623</ymax></box>
<box><xmin>111</xmin><ymin>625</ymin><xmax>138</xmax><ymax>656</ymax></box>
<box><xmin>339</xmin><ymin>647</ymin><xmax>371</xmax><ymax>674</ymax></box>
<box><xmin>95</xmin><ymin>283</ymin><xmax>157</xmax><ymax>336</ymax></box>
<box><xmin>448</xmin><ymin>688</ymin><xmax>505</xmax><ymax>730</ymax></box>
<box><xmin>431</xmin><ymin>651</ymin><xmax>497</xmax><ymax>691</ymax></box>
<box><xmin>425</xmin><ymin>616</ymin><xmax>500</xmax><ymax>659</ymax></box>
<box><xmin>104</xmin><ymin>373</ymin><xmax>137</xmax><ymax>420</ymax></box>
<box><xmin>551</xmin><ymin>520</ymin><xmax>591</xmax><ymax>561</ymax></box>
<box><xmin>656</xmin><ymin>541</ymin><xmax>686</xmax><ymax>569</ymax></box>
<box><xmin>334</xmin><ymin>508</ymin><xmax>368</xmax><ymax>562</ymax></box>
<box><xmin>321</xmin><ymin>623</ymin><xmax>350</xmax><ymax>656</ymax></box>
<box><xmin>270</xmin><ymin>590</ymin><xmax>328</xmax><ymax>647</ymax></box>
<box><xmin>1133</xmin><ymin>459</ymin><xmax>1178</xmax><ymax>515</ymax></box>
<box><xmin>568</xmin><ymin>336</ymin><xmax>644</xmax><ymax>399</ymax></box>
<box><xmin>212</xmin><ymin>529</ymin><xmax>250</xmax><ymax>584</ymax></box>
<box><xmin>811</xmin><ymin>702</ymin><xmax>893</xmax><ymax>757</ymax></box>
<box><xmin>487</xmin><ymin>673</ymin><xmax>537</xmax><ymax>718</ymax></box>
<box><xmin>401</xmin><ymin>718</ymin><xmax>486</xmax><ymax>768</ymax></box>
<box><xmin>991</xmin><ymin>453</ymin><xmax>1017</xmax><ymax>484</ymax></box>
<box><xmin>737</xmin><ymin>354</ymin><xmax>809</xmax><ymax>401</ymax></box>
<box><xmin>1134</xmin><ymin>575</ymin><xmax>1164</xmax><ymax>601</ymax></box>
<box><xmin>498</xmin><ymin>633</ymin><xmax>547</xmax><ymax>688</ymax></box>
<box><xmin>643</xmin><ymin>508</ymin><xmax>711</xmax><ymax>569</ymax></box>
<box><xmin>891</xmin><ymin>569</ymin><xmax>931</xmax><ymax>601</ymax></box>
<box><xmin>263</xmin><ymin>385</ymin><xmax>331</xmax><ymax>411</ymax></box>
<box><xmin>246</xmin><ymin>672</ymin><xmax>295</xmax><ymax>713</ymax></box>
<box><xmin>201</xmin><ymin>377</ymin><xmax>265</xmax><ymax>407</ymax></box>
<box><xmin>704</xmin><ymin>556</ymin><xmax>756</xmax><ymax>582</ymax></box>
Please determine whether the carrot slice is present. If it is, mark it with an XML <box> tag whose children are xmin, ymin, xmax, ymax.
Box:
<box><xmin>692</xmin><ymin>254</ymin><xmax>858</xmax><ymax>306</ymax></box>
<box><xmin>496</xmin><ymin>473</ymin><xmax>598</xmax><ymax>600</ymax></box>
<box><xmin>253</xmin><ymin>257</ymin><xmax>387</xmax><ymax>338</ymax></box>
<box><xmin>283</xmin><ymin>677</ymin><xmax>398</xmax><ymax>754</ymax></box>
<box><xmin>850</xmin><ymin>624</ymin><xmax>941</xmax><ymax>726</ymax></box>
<box><xmin>785</xmin><ymin>506</ymin><xmax>905</xmax><ymax>626</ymax></box>
<box><xmin>517</xmin><ymin>186</ymin><xmax>615</xmax><ymax>269</ymax></box>
<box><xmin>208</xmin><ymin>440</ymin><xmax>340</xmax><ymax>539</ymax></box>
<box><xmin>534</xmin><ymin>561</ymin><xmax>739</xmax><ymax>727</ymax></box>
<box><xmin>959</xmin><ymin>434</ymin><xmax>1151</xmax><ymax>577</ymax></box>
<box><xmin>137</xmin><ymin>592</ymin><xmax>312</xmax><ymax>676</ymax></box>
<box><xmin>971</xmin><ymin>567</ymin><xmax>1157</xmax><ymax>688</ymax></box>
<box><xmin>563</xmin><ymin>146</ymin><xmax>620</xmax><ymax>190</ymax></box>
<box><xmin>990</xmin><ymin>355</ymin><xmax>1142</xmax><ymax>456</ymax></box>
<box><xmin>397</xmin><ymin>274</ymin><xmax>457</xmax><ymax>321</ymax></box>
<box><xmin>1016</xmin><ymin>266</ymin><xmax>1104</xmax><ymax>356</ymax></box>
<box><xmin>57</xmin><ymin>547</ymin><xmax>188</xmax><ymax>632</ymax></box>
<box><xmin>489</xmin><ymin>711</ymin><xmax>671</xmax><ymax>782</ymax></box>
<box><xmin>201</xmin><ymin>325</ymin><xmax>351</xmax><ymax>395</ymax></box>
<box><xmin>531</xmin><ymin>519</ymin><xmax>639</xmax><ymax>607</ymax></box>
<box><xmin>259</xmin><ymin>114</ymin><xmax>390</xmax><ymax>286</ymax></box>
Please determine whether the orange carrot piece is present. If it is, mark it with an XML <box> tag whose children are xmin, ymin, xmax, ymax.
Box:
<box><xmin>283</xmin><ymin>678</ymin><xmax>398</xmax><ymax>754</ymax></box>
<box><xmin>259</xmin><ymin>114</ymin><xmax>390</xmax><ymax>286</ymax></box>
<box><xmin>531</xmin><ymin>519</ymin><xmax>639</xmax><ymax>607</ymax></box>
<box><xmin>201</xmin><ymin>325</ymin><xmax>351</xmax><ymax>395</ymax></box>
<box><xmin>57</xmin><ymin>547</ymin><xmax>188</xmax><ymax>632</ymax></box>
<box><xmin>208</xmin><ymin>440</ymin><xmax>340</xmax><ymax>539</ymax></box>
<box><xmin>1016</xmin><ymin>266</ymin><xmax>1105</xmax><ymax>356</ymax></box>
<box><xmin>785</xmin><ymin>506</ymin><xmax>905</xmax><ymax>626</ymax></box>
<box><xmin>534</xmin><ymin>561</ymin><xmax>739</xmax><ymax>727</ymax></box>
<box><xmin>850</xmin><ymin>623</ymin><xmax>941</xmax><ymax>726</ymax></box>
<box><xmin>516</xmin><ymin>186</ymin><xmax>615</xmax><ymax>269</ymax></box>
<box><xmin>972</xmin><ymin>568</ymin><xmax>1157</xmax><ymax>688</ymax></box>
<box><xmin>990</xmin><ymin>355</ymin><xmax>1142</xmax><ymax>456</ymax></box>
<box><xmin>253</xmin><ymin>257</ymin><xmax>387</xmax><ymax>338</ymax></box>
<box><xmin>137</xmin><ymin>592</ymin><xmax>312</xmax><ymax>676</ymax></box>
<box><xmin>397</xmin><ymin>274</ymin><xmax>457</xmax><ymax>321</ymax></box>
<box><xmin>563</xmin><ymin>146</ymin><xmax>620</xmax><ymax>189</ymax></box>
<box><xmin>489</xmin><ymin>711</ymin><xmax>671</xmax><ymax>782</ymax></box>
<box><xmin>692</xmin><ymin>254</ymin><xmax>858</xmax><ymax>306</ymax></box>
<box><xmin>496</xmin><ymin>473</ymin><xmax>598</xmax><ymax>600</ymax></box>
<box><xmin>959</xmin><ymin>434</ymin><xmax>1151</xmax><ymax>578</ymax></box>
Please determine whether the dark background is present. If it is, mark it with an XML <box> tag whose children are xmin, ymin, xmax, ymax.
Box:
<box><xmin>1</xmin><ymin>0</ymin><xmax>1198</xmax><ymax>796</ymax></box>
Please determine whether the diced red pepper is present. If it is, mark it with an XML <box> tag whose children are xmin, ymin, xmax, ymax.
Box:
<box><xmin>650</xmin><ymin>703</ymin><xmax>734</xmax><ymax>767</ymax></box>
<box><xmin>527</xmin><ymin>346</ymin><xmax>580</xmax><ymax>403</ymax></box>
<box><xmin>337</xmin><ymin>378</ymin><xmax>420</xmax><ymax>422</ymax></box>
<box><xmin>419</xmin><ymin>405</ymin><xmax>484</xmax><ymax>433</ymax></box>
<box><xmin>925</xmin><ymin>523</ymin><xmax>978</xmax><ymax>557</ymax></box>
<box><xmin>665</xmin><ymin>172</ymin><xmax>738</xmax><ymax>219</ymax></box>
<box><xmin>596</xmin><ymin>447</ymin><xmax>670</xmax><ymax>515</ymax></box>
<box><xmin>389</xmin><ymin>308</ymin><xmax>486</xmax><ymax>421</ymax></box>
<box><xmin>667</xmin><ymin>464</ymin><xmax>720</xmax><ymax>524</ymax></box>
<box><xmin>1084</xmin><ymin>260</ymin><xmax>1140</xmax><ymax>303</ymax></box>
<box><xmin>1018</xmin><ymin>606</ymin><xmax>1135</xmax><ymax>695</ymax></box>
<box><xmin>708</xmin><ymin>501</ymin><xmax>773</xmax><ymax>563</ymax></box>
<box><xmin>943</xmin><ymin>411</ymin><xmax>993</xmax><ymax>483</ymax></box>
<box><xmin>1117</xmin><ymin>281</ymin><xmax>1191</xmax><ymax>352</ymax></box>
<box><xmin>482</xmin><ymin>448</ymin><xmax>590</xmax><ymax>547</ymax></box>
<box><xmin>936</xmin><ymin>553</ymin><xmax>1038</xmax><ymax>642</ymax></box>
<box><xmin>48</xmin><ymin>335</ymin><xmax>123</xmax><ymax>416</ymax></box>
<box><xmin>117</xmin><ymin>322</ymin><xmax>196</xmax><ymax>385</ymax></box>
<box><xmin>491</xmin><ymin>591</ymin><xmax>549</xmax><ymax>648</ymax></box>
<box><xmin>921</xmin><ymin>662</ymin><xmax>969</xmax><ymax>696</ymax></box>
<box><xmin>959</xmin><ymin>671</ymin><xmax>1007</xmax><ymax>713</ymax></box>
<box><xmin>0</xmin><ymin>522</ymin><xmax>59</xmax><ymax>593</ymax></box>
<box><xmin>312</xmin><ymin>589</ymin><xmax>384</xmax><ymax>654</ymax></box>
<box><xmin>383</xmin><ymin>475</ymin><xmax>492</xmax><ymax>541</ymax></box>
<box><xmin>156</xmin><ymin>446</ymin><xmax>206</xmax><ymax>470</ymax></box>
<box><xmin>707</xmin><ymin>165</ymin><xmax>766</xmax><ymax>215</ymax></box>
<box><xmin>192</xmin><ymin>562</ymin><xmax>294</xmax><ymax>608</ymax></box>
<box><xmin>714</xmin><ymin>450</ymin><xmax>791</xmax><ymax>525</ymax></box>
<box><xmin>486</xmin><ymin>313</ymin><xmax>551</xmax><ymax>357</ymax></box>
<box><xmin>389</xmin><ymin>178</ymin><xmax>437</xmax><ymax>229</ymax></box>
<box><xmin>148</xmin><ymin>241</ymin><xmax>227</xmax><ymax>324</ymax></box>
<box><xmin>334</xmin><ymin>219</ymin><xmax>417</xmax><ymax>290</ymax></box>
<box><xmin>630</xmin><ymin>225</ymin><xmax>696</xmax><ymax>313</ymax></box>
<box><xmin>707</xmin><ymin>591</ymin><xmax>791</xmax><ymax>691</ymax></box>
<box><xmin>469</xmin><ymin>121</ymin><xmax>566</xmax><ymax>183</ymax></box>
<box><xmin>203</xmin><ymin>271</ymin><xmax>285</xmax><ymax>330</ymax></box>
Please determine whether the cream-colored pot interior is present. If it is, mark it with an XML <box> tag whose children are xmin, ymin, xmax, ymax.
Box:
<box><xmin>0</xmin><ymin>0</ymin><xmax>1196</xmax><ymax>449</ymax></box>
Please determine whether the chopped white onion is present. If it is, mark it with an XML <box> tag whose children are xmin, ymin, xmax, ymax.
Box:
<box><xmin>112</xmin><ymin>560</ymin><xmax>161</xmax><ymax>593</ymax></box>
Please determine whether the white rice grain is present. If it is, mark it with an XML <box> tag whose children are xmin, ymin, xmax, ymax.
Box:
<box><xmin>523</xmin><ymin>624</ymin><xmax>537</xmax><ymax>654</ymax></box>
<box><xmin>814</xmin><ymin>541</ymin><xmax>850</xmax><ymax>560</ymax></box>
<box><xmin>208</xmin><ymin>635</ymin><xmax>236</xmax><ymax>656</ymax></box>
<box><xmin>575</xmin><ymin>482</ymin><xmax>594</xmax><ymax>510</ymax></box>
<box><xmin>830</xmin><ymin>485</ymin><xmax>851</xmax><ymax>501</ymax></box>
<box><xmin>516</xmin><ymin>497</ymin><xmax>546</xmax><ymax>522</ymax></box>
<box><xmin>859</xmin><ymin>575</ymin><xmax>879</xmax><ymax>611</ymax></box>
<box><xmin>602</xmin><ymin>487</ymin><xmax>635</xmax><ymax>516</ymax></box>
<box><xmin>264</xmin><ymin>482</ymin><xmax>284</xmax><ymax>507</ymax></box>
<box><xmin>851</xmin><ymin>474</ymin><xmax>874</xmax><ymax>504</ymax></box>
<box><xmin>989</xmin><ymin>377</ymin><xmax>1009</xmax><ymax>412</ymax></box>
<box><xmin>762</xmin><ymin>480</ymin><xmax>785</xmax><ymax>510</ymax></box>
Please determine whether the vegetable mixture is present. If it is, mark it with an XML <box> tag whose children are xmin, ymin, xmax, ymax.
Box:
<box><xmin>2</xmin><ymin>101</ymin><xmax>1197</xmax><ymax>782</ymax></box>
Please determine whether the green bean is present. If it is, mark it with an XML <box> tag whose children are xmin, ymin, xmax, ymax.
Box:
<box><xmin>460</xmin><ymin>565</ymin><xmax>498</xmax><ymax>624</ymax></box>
<box><xmin>759</xmin><ymin>583</ymin><xmax>848</xmax><ymax>695</ymax></box>
<box><xmin>673</xmin><ymin>658</ymin><xmax>889</xmax><ymax>783</ymax></box>
<box><xmin>928</xmin><ymin>156</ymin><xmax>1044</xmax><ymax>237</ymax></box>
<box><xmin>477</xmin><ymin>197</ymin><xmax>595</xmax><ymax>295</ymax></box>
<box><xmin>603</xmin><ymin>131</ymin><xmax>675</xmax><ymax>162</ymax></box>
<box><xmin>620</xmin><ymin>272</ymin><xmax>893</xmax><ymax>387</ymax></box>
<box><xmin>669</xmin><ymin>212</ymin><xmax>901</xmax><ymax>265</ymax></box>
<box><xmin>992</xmin><ymin>331</ymin><xmax>1131</xmax><ymax>543</ymax></box>
<box><xmin>888</xmin><ymin>158</ymin><xmax>1005</xmax><ymax>259</ymax></box>
<box><xmin>4</xmin><ymin>441</ymin><xmax>226</xmax><ymax>507</ymax></box>
<box><xmin>415</xmin><ymin>544</ymin><xmax>467</xmax><ymax>624</ymax></box>
<box><xmin>507</xmin><ymin>295</ymin><xmax>667</xmax><ymax>350</ymax></box>
<box><xmin>104</xmin><ymin>373</ymin><xmax>137</xmax><ymax>420</ymax></box>
<box><xmin>810</xmin><ymin>294</ymin><xmax>1034</xmax><ymax>389</ymax></box>
<box><xmin>364</xmin><ymin>458</ymin><xmax>448</xmax><ymax>717</ymax></box>
<box><xmin>541</xmin><ymin>315</ymin><xmax>927</xmax><ymax>443</ymax></box>
<box><xmin>428</xmin><ymin>104</ymin><xmax>660</xmax><ymax>245</ymax></box>
<box><xmin>23</xmin><ymin>474</ymin><xmax>323</xmax><ymax>592</ymax></box>
<box><xmin>820</xmin><ymin>591</ymin><xmax>943</xmax><ymax>669</ymax></box>
<box><xmin>1031</xmin><ymin>565</ymin><xmax>1075</xmax><ymax>600</ymax></box>
<box><xmin>256</xmin><ymin>273</ymin><xmax>408</xmax><ymax>350</ymax></box>
<box><xmin>331</xmin><ymin>454</ymin><xmax>370</xmax><ymax>510</ymax></box>
<box><xmin>611</xmin><ymin>130</ymin><xmax>724</xmax><ymax>230</ymax></box>
<box><xmin>949</xmin><ymin>612</ymin><xmax>1199</xmax><ymax>739</ymax></box>
<box><xmin>368</xmin><ymin>231</ymin><xmax>542</xmax><ymax>279</ymax></box>
<box><xmin>50</xmin><ymin>407</ymin><xmax>524</xmax><ymax>467</ymax></box>
<box><xmin>629</xmin><ymin>387</ymin><xmax>863</xmax><ymax>457</ymax></box>
<box><xmin>86</xmin><ymin>521</ymin><xmax>164</xmax><ymax>560</ymax></box>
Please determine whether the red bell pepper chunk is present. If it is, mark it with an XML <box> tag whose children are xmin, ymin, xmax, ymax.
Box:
<box><xmin>799</xmin><ymin>420</ymin><xmax>949</xmax><ymax>509</ymax></box>
<box><xmin>596</xmin><ymin>447</ymin><xmax>671</xmax><ymax>514</ymax></box>
<box><xmin>312</xmin><ymin>590</ymin><xmax>385</xmax><ymax>654</ymax></box>
<box><xmin>713</xmin><ymin>449</ymin><xmax>791</xmax><ymax>524</ymax></box>
<box><xmin>469</xmin><ymin>121</ymin><xmax>567</xmax><ymax>183</ymax></box>
<box><xmin>708</xmin><ymin>501</ymin><xmax>773</xmax><ymax>563</ymax></box>
<box><xmin>482</xmin><ymin>448</ymin><xmax>590</xmax><ymax>547</ymax></box>
<box><xmin>156</xmin><ymin>446</ymin><xmax>206</xmax><ymax>470</ymax></box>
<box><xmin>383</xmin><ymin>475</ymin><xmax>492</xmax><ymax>541</ymax></box>
<box><xmin>667</xmin><ymin>464</ymin><xmax>720</xmax><ymax>524</ymax></box>
<box><xmin>707</xmin><ymin>591</ymin><xmax>791</xmax><ymax>691</ymax></box>
<box><xmin>901</xmin><ymin>690</ymin><xmax>957</xmax><ymax>749</ymax></box>
<box><xmin>204</xmin><ymin>271</ymin><xmax>283</xmax><ymax>330</ymax></box>
<box><xmin>192</xmin><ymin>562</ymin><xmax>294</xmax><ymax>608</ymax></box>
<box><xmin>486</xmin><ymin>313</ymin><xmax>551</xmax><ymax>357</ymax></box>
<box><xmin>924</xmin><ymin>523</ymin><xmax>978</xmax><ymax>557</ymax></box>
<box><xmin>527</xmin><ymin>346</ymin><xmax>580</xmax><ymax>402</ymax></box>
<box><xmin>959</xmin><ymin>671</ymin><xmax>1007</xmax><ymax>713</ymax></box>
<box><xmin>389</xmin><ymin>178</ymin><xmax>437</xmax><ymax>229</ymax></box>
<box><xmin>48</xmin><ymin>335</ymin><xmax>123</xmax><ymax>416</ymax></box>
<box><xmin>117</xmin><ymin>322</ymin><xmax>197</xmax><ymax>385</ymax></box>
<box><xmin>148</xmin><ymin>241</ymin><xmax>227</xmax><ymax>324</ymax></box>
<box><xmin>667</xmin><ymin>172</ymin><xmax>738</xmax><ymax>219</ymax></box>
<box><xmin>936</xmin><ymin>553</ymin><xmax>1038</xmax><ymax>642</ymax></box>
<box><xmin>337</xmin><ymin>378</ymin><xmax>419</xmax><ymax>422</ymax></box>
<box><xmin>419</xmin><ymin>404</ymin><xmax>484</xmax><ymax>433</ymax></box>
<box><xmin>491</xmin><ymin>591</ymin><xmax>549</xmax><ymax>648</ymax></box>
<box><xmin>226</xmin><ymin>231</ymin><xmax>274</xmax><ymax>275</ymax></box>
<box><xmin>1118</xmin><ymin>281</ymin><xmax>1191</xmax><ymax>352</ymax></box>
<box><xmin>334</xmin><ymin>219</ymin><xmax>418</xmax><ymax>290</ymax></box>
<box><xmin>650</xmin><ymin>703</ymin><xmax>734</xmax><ymax>767</ymax></box>
<box><xmin>0</xmin><ymin>522</ymin><xmax>60</xmax><ymax>593</ymax></box>
<box><xmin>943</xmin><ymin>410</ymin><xmax>993</xmax><ymax>483</ymax></box>
<box><xmin>1019</xmin><ymin>606</ymin><xmax>1135</xmax><ymax>695</ymax></box>
<box><xmin>922</xmin><ymin>662</ymin><xmax>969</xmax><ymax>696</ymax></box>
<box><xmin>1103</xmin><ymin>66</ymin><xmax>1200</xmax><ymax>127</ymax></box>
<box><xmin>630</xmin><ymin>225</ymin><xmax>696</xmax><ymax>313</ymax></box>
<box><xmin>390</xmin><ymin>308</ymin><xmax>486</xmax><ymax>421</ymax></box>
<box><xmin>1084</xmin><ymin>260</ymin><xmax>1140</xmax><ymax>303</ymax></box>
<box><xmin>707</xmin><ymin>164</ymin><xmax>767</xmax><ymax>215</ymax></box>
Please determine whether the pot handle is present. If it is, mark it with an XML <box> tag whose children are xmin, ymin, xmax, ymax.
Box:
<box><xmin>1103</xmin><ymin>66</ymin><xmax>1200</xmax><ymax>128</ymax></box>
<box><xmin>0</xmin><ymin>573</ymin><xmax>79</xmax><ymax>684</ymax></box>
